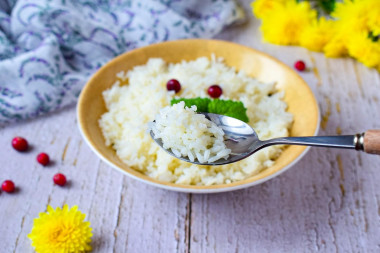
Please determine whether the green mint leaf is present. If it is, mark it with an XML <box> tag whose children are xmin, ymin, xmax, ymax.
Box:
<box><xmin>208</xmin><ymin>99</ymin><xmax>249</xmax><ymax>123</ymax></box>
<box><xmin>171</xmin><ymin>97</ymin><xmax>210</xmax><ymax>112</ymax></box>
<box><xmin>170</xmin><ymin>97</ymin><xmax>249</xmax><ymax>123</ymax></box>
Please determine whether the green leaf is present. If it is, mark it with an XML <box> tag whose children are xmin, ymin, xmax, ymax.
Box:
<box><xmin>208</xmin><ymin>99</ymin><xmax>249</xmax><ymax>123</ymax></box>
<box><xmin>307</xmin><ymin>0</ymin><xmax>336</xmax><ymax>15</ymax></box>
<box><xmin>318</xmin><ymin>0</ymin><xmax>336</xmax><ymax>14</ymax></box>
<box><xmin>170</xmin><ymin>97</ymin><xmax>249</xmax><ymax>122</ymax></box>
<box><xmin>171</xmin><ymin>97</ymin><xmax>210</xmax><ymax>112</ymax></box>
<box><xmin>368</xmin><ymin>31</ymin><xmax>379</xmax><ymax>42</ymax></box>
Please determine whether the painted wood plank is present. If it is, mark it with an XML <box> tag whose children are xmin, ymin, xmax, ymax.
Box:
<box><xmin>0</xmin><ymin>108</ymin><xmax>189</xmax><ymax>252</ymax></box>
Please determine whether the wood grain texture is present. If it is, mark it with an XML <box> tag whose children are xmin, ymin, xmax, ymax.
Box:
<box><xmin>364</xmin><ymin>130</ymin><xmax>380</xmax><ymax>154</ymax></box>
<box><xmin>0</xmin><ymin>108</ymin><xmax>188</xmax><ymax>253</ymax></box>
<box><xmin>0</xmin><ymin>0</ymin><xmax>379</xmax><ymax>252</ymax></box>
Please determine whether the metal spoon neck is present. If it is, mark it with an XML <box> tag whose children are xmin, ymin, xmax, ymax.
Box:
<box><xmin>250</xmin><ymin>135</ymin><xmax>359</xmax><ymax>155</ymax></box>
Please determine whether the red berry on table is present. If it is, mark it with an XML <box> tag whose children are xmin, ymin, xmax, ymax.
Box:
<box><xmin>208</xmin><ymin>84</ymin><xmax>223</xmax><ymax>98</ymax></box>
<box><xmin>53</xmin><ymin>173</ymin><xmax>67</xmax><ymax>186</ymax></box>
<box><xmin>2</xmin><ymin>180</ymin><xmax>15</xmax><ymax>193</ymax></box>
<box><xmin>294</xmin><ymin>60</ymin><xmax>306</xmax><ymax>71</ymax></box>
<box><xmin>11</xmin><ymin>136</ymin><xmax>28</xmax><ymax>152</ymax></box>
<box><xmin>166</xmin><ymin>79</ymin><xmax>181</xmax><ymax>93</ymax></box>
<box><xmin>37</xmin><ymin>153</ymin><xmax>50</xmax><ymax>166</ymax></box>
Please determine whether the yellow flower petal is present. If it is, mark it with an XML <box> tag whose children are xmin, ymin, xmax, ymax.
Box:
<box><xmin>332</xmin><ymin>0</ymin><xmax>375</xmax><ymax>33</ymax></box>
<box><xmin>259</xmin><ymin>1</ymin><xmax>317</xmax><ymax>45</ymax></box>
<box><xmin>300</xmin><ymin>17</ymin><xmax>335</xmax><ymax>52</ymax></box>
<box><xmin>251</xmin><ymin>0</ymin><xmax>288</xmax><ymax>19</ymax></box>
<box><xmin>28</xmin><ymin>205</ymin><xmax>92</xmax><ymax>253</ymax></box>
<box><xmin>367</xmin><ymin>1</ymin><xmax>380</xmax><ymax>35</ymax></box>
<box><xmin>323</xmin><ymin>34</ymin><xmax>348</xmax><ymax>57</ymax></box>
<box><xmin>347</xmin><ymin>32</ymin><xmax>380</xmax><ymax>68</ymax></box>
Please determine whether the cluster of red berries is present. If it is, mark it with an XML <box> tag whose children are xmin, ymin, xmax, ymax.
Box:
<box><xmin>2</xmin><ymin>137</ymin><xmax>67</xmax><ymax>194</ymax></box>
<box><xmin>166</xmin><ymin>79</ymin><xmax>223</xmax><ymax>98</ymax></box>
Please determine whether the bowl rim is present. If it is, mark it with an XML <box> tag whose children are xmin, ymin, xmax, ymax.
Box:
<box><xmin>77</xmin><ymin>39</ymin><xmax>320</xmax><ymax>193</ymax></box>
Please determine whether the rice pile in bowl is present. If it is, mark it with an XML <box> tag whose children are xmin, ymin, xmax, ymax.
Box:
<box><xmin>99</xmin><ymin>57</ymin><xmax>293</xmax><ymax>185</ymax></box>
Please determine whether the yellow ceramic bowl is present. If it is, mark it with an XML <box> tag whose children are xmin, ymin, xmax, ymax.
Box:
<box><xmin>77</xmin><ymin>39</ymin><xmax>320</xmax><ymax>193</ymax></box>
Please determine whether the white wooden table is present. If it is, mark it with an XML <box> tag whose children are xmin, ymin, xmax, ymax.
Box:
<box><xmin>1</xmin><ymin>1</ymin><xmax>379</xmax><ymax>252</ymax></box>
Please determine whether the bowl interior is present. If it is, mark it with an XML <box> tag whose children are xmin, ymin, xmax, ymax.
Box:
<box><xmin>77</xmin><ymin>39</ymin><xmax>319</xmax><ymax>193</ymax></box>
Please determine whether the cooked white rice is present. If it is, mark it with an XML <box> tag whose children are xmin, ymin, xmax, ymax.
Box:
<box><xmin>148</xmin><ymin>101</ymin><xmax>231</xmax><ymax>163</ymax></box>
<box><xmin>99</xmin><ymin>56</ymin><xmax>293</xmax><ymax>185</ymax></box>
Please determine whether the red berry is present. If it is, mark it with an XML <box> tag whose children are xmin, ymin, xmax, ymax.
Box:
<box><xmin>166</xmin><ymin>79</ymin><xmax>181</xmax><ymax>93</ymax></box>
<box><xmin>12</xmin><ymin>137</ymin><xmax>28</xmax><ymax>152</ymax></box>
<box><xmin>294</xmin><ymin>60</ymin><xmax>306</xmax><ymax>71</ymax></box>
<box><xmin>208</xmin><ymin>85</ymin><xmax>223</xmax><ymax>98</ymax></box>
<box><xmin>37</xmin><ymin>153</ymin><xmax>50</xmax><ymax>166</ymax></box>
<box><xmin>2</xmin><ymin>180</ymin><xmax>15</xmax><ymax>193</ymax></box>
<box><xmin>53</xmin><ymin>173</ymin><xmax>67</xmax><ymax>186</ymax></box>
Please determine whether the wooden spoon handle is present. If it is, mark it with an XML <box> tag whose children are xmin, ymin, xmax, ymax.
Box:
<box><xmin>363</xmin><ymin>130</ymin><xmax>380</xmax><ymax>155</ymax></box>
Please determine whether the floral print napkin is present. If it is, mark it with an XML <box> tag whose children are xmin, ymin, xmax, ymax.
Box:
<box><xmin>0</xmin><ymin>0</ymin><xmax>244</xmax><ymax>124</ymax></box>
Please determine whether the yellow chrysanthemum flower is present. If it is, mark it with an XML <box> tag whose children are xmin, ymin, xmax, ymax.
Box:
<box><xmin>28</xmin><ymin>205</ymin><xmax>93</xmax><ymax>253</ymax></box>
<box><xmin>347</xmin><ymin>32</ymin><xmax>380</xmax><ymax>68</ymax></box>
<box><xmin>250</xmin><ymin>0</ymin><xmax>380</xmax><ymax>72</ymax></box>
<box><xmin>326</xmin><ymin>0</ymin><xmax>380</xmax><ymax>62</ymax></box>
<box><xmin>251</xmin><ymin>0</ymin><xmax>288</xmax><ymax>19</ymax></box>
<box><xmin>300</xmin><ymin>17</ymin><xmax>335</xmax><ymax>52</ymax></box>
<box><xmin>259</xmin><ymin>0</ymin><xmax>317</xmax><ymax>45</ymax></box>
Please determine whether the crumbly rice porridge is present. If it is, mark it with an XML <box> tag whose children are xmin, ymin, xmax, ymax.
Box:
<box><xmin>99</xmin><ymin>56</ymin><xmax>293</xmax><ymax>185</ymax></box>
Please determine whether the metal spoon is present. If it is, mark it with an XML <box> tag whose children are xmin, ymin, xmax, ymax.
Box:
<box><xmin>150</xmin><ymin>113</ymin><xmax>380</xmax><ymax>165</ymax></box>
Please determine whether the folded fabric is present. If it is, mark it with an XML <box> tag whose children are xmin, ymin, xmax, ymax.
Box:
<box><xmin>0</xmin><ymin>0</ymin><xmax>244</xmax><ymax>124</ymax></box>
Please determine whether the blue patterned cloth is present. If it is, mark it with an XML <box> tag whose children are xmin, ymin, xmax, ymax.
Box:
<box><xmin>0</xmin><ymin>0</ymin><xmax>244</xmax><ymax>124</ymax></box>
